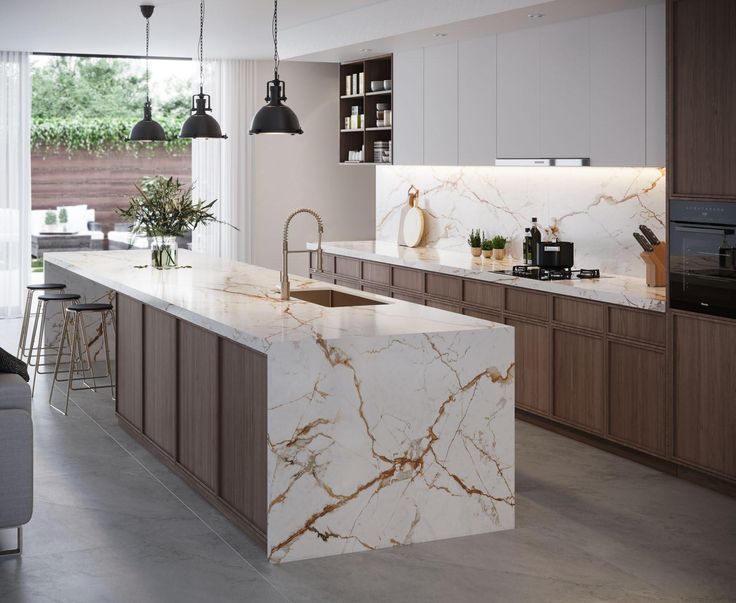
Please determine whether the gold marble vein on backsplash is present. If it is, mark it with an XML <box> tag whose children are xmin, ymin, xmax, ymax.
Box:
<box><xmin>376</xmin><ymin>166</ymin><xmax>666</xmax><ymax>277</ymax></box>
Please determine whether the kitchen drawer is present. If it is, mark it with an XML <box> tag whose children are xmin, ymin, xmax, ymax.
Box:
<box><xmin>334</xmin><ymin>256</ymin><xmax>361</xmax><ymax>279</ymax></box>
<box><xmin>426</xmin><ymin>273</ymin><xmax>461</xmax><ymax>300</ymax></box>
<box><xmin>362</xmin><ymin>284</ymin><xmax>390</xmax><ymax>297</ymax></box>
<box><xmin>335</xmin><ymin>277</ymin><xmax>360</xmax><ymax>289</ymax></box>
<box><xmin>426</xmin><ymin>299</ymin><xmax>461</xmax><ymax>313</ymax></box>
<box><xmin>391</xmin><ymin>290</ymin><xmax>424</xmax><ymax>304</ymax></box>
<box><xmin>505</xmin><ymin>287</ymin><xmax>549</xmax><ymax>321</ymax></box>
<box><xmin>608</xmin><ymin>306</ymin><xmax>665</xmax><ymax>347</ymax></box>
<box><xmin>462</xmin><ymin>280</ymin><xmax>503</xmax><ymax>310</ymax></box>
<box><xmin>392</xmin><ymin>267</ymin><xmax>424</xmax><ymax>293</ymax></box>
<box><xmin>553</xmin><ymin>296</ymin><xmax>604</xmax><ymax>332</ymax></box>
<box><xmin>362</xmin><ymin>261</ymin><xmax>390</xmax><ymax>285</ymax></box>
<box><xmin>462</xmin><ymin>307</ymin><xmax>502</xmax><ymax>323</ymax></box>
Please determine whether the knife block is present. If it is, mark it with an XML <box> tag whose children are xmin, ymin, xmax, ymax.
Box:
<box><xmin>640</xmin><ymin>242</ymin><xmax>667</xmax><ymax>287</ymax></box>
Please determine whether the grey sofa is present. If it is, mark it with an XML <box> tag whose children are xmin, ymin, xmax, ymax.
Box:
<box><xmin>0</xmin><ymin>373</ymin><xmax>33</xmax><ymax>556</ymax></box>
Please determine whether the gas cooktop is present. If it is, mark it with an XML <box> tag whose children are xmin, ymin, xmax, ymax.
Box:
<box><xmin>494</xmin><ymin>266</ymin><xmax>601</xmax><ymax>281</ymax></box>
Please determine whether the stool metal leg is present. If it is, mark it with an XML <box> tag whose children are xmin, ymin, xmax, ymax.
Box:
<box><xmin>62</xmin><ymin>312</ymin><xmax>81</xmax><ymax>416</ymax></box>
<box><xmin>102</xmin><ymin>310</ymin><xmax>115</xmax><ymax>400</ymax></box>
<box><xmin>17</xmin><ymin>290</ymin><xmax>34</xmax><ymax>358</ymax></box>
<box><xmin>26</xmin><ymin>298</ymin><xmax>43</xmax><ymax>365</ymax></box>
<box><xmin>48</xmin><ymin>310</ymin><xmax>72</xmax><ymax>413</ymax></box>
<box><xmin>31</xmin><ymin>300</ymin><xmax>49</xmax><ymax>397</ymax></box>
<box><xmin>78</xmin><ymin>313</ymin><xmax>98</xmax><ymax>392</ymax></box>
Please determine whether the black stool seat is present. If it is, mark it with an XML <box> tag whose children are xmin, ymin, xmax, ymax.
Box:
<box><xmin>27</xmin><ymin>283</ymin><xmax>66</xmax><ymax>290</ymax></box>
<box><xmin>38</xmin><ymin>293</ymin><xmax>82</xmax><ymax>302</ymax></box>
<box><xmin>68</xmin><ymin>303</ymin><xmax>113</xmax><ymax>312</ymax></box>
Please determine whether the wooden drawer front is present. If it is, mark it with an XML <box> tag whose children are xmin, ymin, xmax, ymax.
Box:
<box><xmin>463</xmin><ymin>280</ymin><xmax>502</xmax><ymax>310</ymax></box>
<box><xmin>553</xmin><ymin>297</ymin><xmax>604</xmax><ymax>332</ymax></box>
<box><xmin>462</xmin><ymin>307</ymin><xmax>502</xmax><ymax>323</ymax></box>
<box><xmin>609</xmin><ymin>307</ymin><xmax>665</xmax><ymax>346</ymax></box>
<box><xmin>314</xmin><ymin>252</ymin><xmax>335</xmax><ymax>273</ymax></box>
<box><xmin>426</xmin><ymin>299</ymin><xmax>461</xmax><ymax>313</ymax></box>
<box><xmin>391</xmin><ymin>290</ymin><xmax>424</xmax><ymax>304</ymax></box>
<box><xmin>392</xmin><ymin>267</ymin><xmax>424</xmax><ymax>293</ymax></box>
<box><xmin>507</xmin><ymin>318</ymin><xmax>550</xmax><ymax>415</ymax></box>
<box><xmin>335</xmin><ymin>277</ymin><xmax>359</xmax><ymax>289</ymax></box>
<box><xmin>362</xmin><ymin>261</ymin><xmax>390</xmax><ymax>285</ymax></box>
<box><xmin>362</xmin><ymin>284</ymin><xmax>390</xmax><ymax>297</ymax></box>
<box><xmin>425</xmin><ymin>273</ymin><xmax>461</xmax><ymax>300</ymax></box>
<box><xmin>335</xmin><ymin>256</ymin><xmax>361</xmax><ymax>279</ymax></box>
<box><xmin>505</xmin><ymin>288</ymin><xmax>549</xmax><ymax>321</ymax></box>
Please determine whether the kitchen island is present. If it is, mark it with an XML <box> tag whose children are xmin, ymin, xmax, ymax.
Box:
<box><xmin>43</xmin><ymin>250</ymin><xmax>515</xmax><ymax>563</ymax></box>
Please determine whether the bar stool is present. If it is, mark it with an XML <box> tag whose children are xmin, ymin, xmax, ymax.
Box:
<box><xmin>49</xmin><ymin>303</ymin><xmax>115</xmax><ymax>416</ymax></box>
<box><xmin>28</xmin><ymin>292</ymin><xmax>88</xmax><ymax>396</ymax></box>
<box><xmin>17</xmin><ymin>283</ymin><xmax>67</xmax><ymax>360</ymax></box>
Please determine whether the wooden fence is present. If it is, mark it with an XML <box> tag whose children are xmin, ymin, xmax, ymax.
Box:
<box><xmin>32</xmin><ymin>145</ymin><xmax>191</xmax><ymax>234</ymax></box>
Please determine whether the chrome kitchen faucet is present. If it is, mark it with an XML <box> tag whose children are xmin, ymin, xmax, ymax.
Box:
<box><xmin>281</xmin><ymin>208</ymin><xmax>324</xmax><ymax>300</ymax></box>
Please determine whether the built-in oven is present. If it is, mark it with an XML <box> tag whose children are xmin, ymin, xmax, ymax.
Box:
<box><xmin>669</xmin><ymin>199</ymin><xmax>736</xmax><ymax>319</ymax></box>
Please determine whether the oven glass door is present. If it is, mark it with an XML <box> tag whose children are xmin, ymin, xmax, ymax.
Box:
<box><xmin>670</xmin><ymin>221</ymin><xmax>736</xmax><ymax>318</ymax></box>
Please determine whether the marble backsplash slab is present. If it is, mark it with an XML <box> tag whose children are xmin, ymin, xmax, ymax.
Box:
<box><xmin>376</xmin><ymin>166</ymin><xmax>666</xmax><ymax>277</ymax></box>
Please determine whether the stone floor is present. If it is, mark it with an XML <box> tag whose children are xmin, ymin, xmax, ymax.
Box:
<box><xmin>0</xmin><ymin>316</ymin><xmax>734</xmax><ymax>603</ymax></box>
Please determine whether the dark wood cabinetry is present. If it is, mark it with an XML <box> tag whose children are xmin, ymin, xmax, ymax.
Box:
<box><xmin>668</xmin><ymin>0</ymin><xmax>736</xmax><ymax>198</ymax></box>
<box><xmin>506</xmin><ymin>318</ymin><xmax>550</xmax><ymax>415</ymax></box>
<box><xmin>116</xmin><ymin>295</ymin><xmax>268</xmax><ymax>548</ymax></box>
<box><xmin>673</xmin><ymin>312</ymin><xmax>736</xmax><ymax>479</ymax></box>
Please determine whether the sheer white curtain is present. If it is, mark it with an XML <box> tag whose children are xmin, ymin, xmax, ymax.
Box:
<box><xmin>0</xmin><ymin>51</ymin><xmax>31</xmax><ymax>318</ymax></box>
<box><xmin>191</xmin><ymin>59</ymin><xmax>256</xmax><ymax>262</ymax></box>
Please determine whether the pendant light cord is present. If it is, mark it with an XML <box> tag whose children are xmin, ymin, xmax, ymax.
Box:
<box><xmin>197</xmin><ymin>0</ymin><xmax>205</xmax><ymax>92</ymax></box>
<box><xmin>145</xmin><ymin>17</ymin><xmax>150</xmax><ymax>103</ymax></box>
<box><xmin>272</xmin><ymin>0</ymin><xmax>279</xmax><ymax>80</ymax></box>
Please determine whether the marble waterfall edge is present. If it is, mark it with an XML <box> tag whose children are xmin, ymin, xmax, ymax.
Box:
<box><xmin>376</xmin><ymin>165</ymin><xmax>666</xmax><ymax>278</ymax></box>
<box><xmin>267</xmin><ymin>327</ymin><xmax>515</xmax><ymax>563</ymax></box>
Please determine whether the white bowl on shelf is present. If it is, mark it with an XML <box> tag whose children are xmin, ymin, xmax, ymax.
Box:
<box><xmin>370</xmin><ymin>80</ymin><xmax>384</xmax><ymax>92</ymax></box>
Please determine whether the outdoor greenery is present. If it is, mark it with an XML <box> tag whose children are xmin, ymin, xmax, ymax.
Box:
<box><xmin>32</xmin><ymin>56</ymin><xmax>191</xmax><ymax>153</ymax></box>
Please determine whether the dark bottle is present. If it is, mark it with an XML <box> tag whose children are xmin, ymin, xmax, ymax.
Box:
<box><xmin>523</xmin><ymin>228</ymin><xmax>532</xmax><ymax>264</ymax></box>
<box><xmin>529</xmin><ymin>218</ymin><xmax>542</xmax><ymax>265</ymax></box>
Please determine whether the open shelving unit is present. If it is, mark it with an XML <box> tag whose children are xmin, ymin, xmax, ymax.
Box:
<box><xmin>339</xmin><ymin>54</ymin><xmax>393</xmax><ymax>165</ymax></box>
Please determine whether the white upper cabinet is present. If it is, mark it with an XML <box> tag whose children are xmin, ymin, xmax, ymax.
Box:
<box><xmin>590</xmin><ymin>7</ymin><xmax>646</xmax><ymax>166</ymax></box>
<box><xmin>424</xmin><ymin>43</ymin><xmax>459</xmax><ymax>166</ymax></box>
<box><xmin>393</xmin><ymin>48</ymin><xmax>424</xmax><ymax>165</ymax></box>
<box><xmin>458</xmin><ymin>35</ymin><xmax>497</xmax><ymax>165</ymax></box>
<box><xmin>539</xmin><ymin>18</ymin><xmax>590</xmax><ymax>158</ymax></box>
<box><xmin>497</xmin><ymin>27</ymin><xmax>540</xmax><ymax>158</ymax></box>
<box><xmin>646</xmin><ymin>2</ymin><xmax>666</xmax><ymax>167</ymax></box>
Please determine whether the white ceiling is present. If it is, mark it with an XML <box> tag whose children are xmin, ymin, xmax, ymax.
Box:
<box><xmin>0</xmin><ymin>0</ymin><xmax>661</xmax><ymax>61</ymax></box>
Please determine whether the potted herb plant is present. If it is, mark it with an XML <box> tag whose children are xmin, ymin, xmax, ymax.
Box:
<box><xmin>118</xmin><ymin>176</ymin><xmax>235</xmax><ymax>270</ymax></box>
<box><xmin>481</xmin><ymin>234</ymin><xmax>493</xmax><ymax>259</ymax></box>
<box><xmin>491</xmin><ymin>235</ymin><xmax>507</xmax><ymax>260</ymax></box>
<box><xmin>468</xmin><ymin>229</ymin><xmax>482</xmax><ymax>257</ymax></box>
<box><xmin>58</xmin><ymin>207</ymin><xmax>68</xmax><ymax>232</ymax></box>
<box><xmin>44</xmin><ymin>210</ymin><xmax>57</xmax><ymax>233</ymax></box>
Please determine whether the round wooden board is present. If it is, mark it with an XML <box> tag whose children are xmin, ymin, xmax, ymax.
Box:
<box><xmin>402</xmin><ymin>206</ymin><xmax>425</xmax><ymax>247</ymax></box>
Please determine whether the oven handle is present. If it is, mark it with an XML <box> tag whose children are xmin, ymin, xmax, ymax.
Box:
<box><xmin>671</xmin><ymin>223</ymin><xmax>736</xmax><ymax>235</ymax></box>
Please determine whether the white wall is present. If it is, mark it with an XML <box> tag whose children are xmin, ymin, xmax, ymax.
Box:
<box><xmin>251</xmin><ymin>61</ymin><xmax>375</xmax><ymax>275</ymax></box>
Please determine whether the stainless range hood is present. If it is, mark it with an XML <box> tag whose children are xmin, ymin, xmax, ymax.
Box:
<box><xmin>495</xmin><ymin>158</ymin><xmax>589</xmax><ymax>167</ymax></box>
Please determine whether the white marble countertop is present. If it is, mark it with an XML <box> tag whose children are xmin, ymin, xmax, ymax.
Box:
<box><xmin>44</xmin><ymin>249</ymin><xmax>507</xmax><ymax>353</ymax></box>
<box><xmin>311</xmin><ymin>241</ymin><xmax>666</xmax><ymax>312</ymax></box>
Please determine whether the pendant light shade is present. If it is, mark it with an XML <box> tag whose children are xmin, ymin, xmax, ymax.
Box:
<box><xmin>180</xmin><ymin>0</ymin><xmax>226</xmax><ymax>139</ymax></box>
<box><xmin>249</xmin><ymin>0</ymin><xmax>303</xmax><ymax>135</ymax></box>
<box><xmin>128</xmin><ymin>5</ymin><xmax>167</xmax><ymax>142</ymax></box>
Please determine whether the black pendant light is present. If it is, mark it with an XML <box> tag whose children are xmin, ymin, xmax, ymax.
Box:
<box><xmin>249</xmin><ymin>0</ymin><xmax>303</xmax><ymax>135</ymax></box>
<box><xmin>180</xmin><ymin>0</ymin><xmax>227</xmax><ymax>139</ymax></box>
<box><xmin>128</xmin><ymin>5</ymin><xmax>167</xmax><ymax>142</ymax></box>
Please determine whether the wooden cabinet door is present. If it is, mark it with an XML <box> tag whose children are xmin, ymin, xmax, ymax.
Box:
<box><xmin>673</xmin><ymin>314</ymin><xmax>736</xmax><ymax>478</ymax></box>
<box><xmin>506</xmin><ymin>318</ymin><xmax>550</xmax><ymax>414</ymax></box>
<box><xmin>553</xmin><ymin>329</ymin><xmax>604</xmax><ymax>432</ymax></box>
<box><xmin>608</xmin><ymin>341</ymin><xmax>666</xmax><ymax>455</ymax></box>
<box><xmin>670</xmin><ymin>0</ymin><xmax>736</xmax><ymax>197</ymax></box>
<box><xmin>424</xmin><ymin>42</ymin><xmax>459</xmax><ymax>166</ymax></box>
<box><xmin>393</xmin><ymin>48</ymin><xmax>424</xmax><ymax>165</ymax></box>
<box><xmin>459</xmin><ymin>35</ymin><xmax>497</xmax><ymax>165</ymax></box>
<box><xmin>143</xmin><ymin>306</ymin><xmax>177</xmax><ymax>457</ymax></box>
<box><xmin>115</xmin><ymin>294</ymin><xmax>143</xmax><ymax>429</ymax></box>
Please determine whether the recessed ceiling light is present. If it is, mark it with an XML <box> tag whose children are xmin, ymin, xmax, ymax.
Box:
<box><xmin>527</xmin><ymin>13</ymin><xmax>545</xmax><ymax>18</ymax></box>
<box><xmin>360</xmin><ymin>48</ymin><xmax>372</xmax><ymax>53</ymax></box>
<box><xmin>433</xmin><ymin>32</ymin><xmax>447</xmax><ymax>38</ymax></box>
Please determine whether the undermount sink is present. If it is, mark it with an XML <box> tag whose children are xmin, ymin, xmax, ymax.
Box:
<box><xmin>290</xmin><ymin>289</ymin><xmax>386</xmax><ymax>308</ymax></box>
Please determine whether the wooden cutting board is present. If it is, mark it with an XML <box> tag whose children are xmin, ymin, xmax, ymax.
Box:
<box><xmin>401</xmin><ymin>185</ymin><xmax>425</xmax><ymax>248</ymax></box>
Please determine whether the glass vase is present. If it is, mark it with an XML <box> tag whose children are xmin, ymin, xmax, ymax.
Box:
<box><xmin>150</xmin><ymin>236</ymin><xmax>178</xmax><ymax>269</ymax></box>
